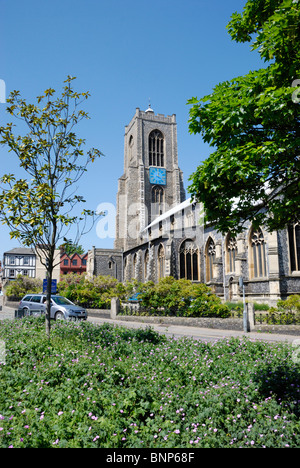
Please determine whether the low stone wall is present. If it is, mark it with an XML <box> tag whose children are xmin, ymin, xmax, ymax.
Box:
<box><xmin>4</xmin><ymin>300</ymin><xmax>20</xmax><ymax>310</ymax></box>
<box><xmin>89</xmin><ymin>307</ymin><xmax>300</xmax><ymax>336</ymax></box>
<box><xmin>251</xmin><ymin>324</ymin><xmax>300</xmax><ymax>336</ymax></box>
<box><xmin>114</xmin><ymin>314</ymin><xmax>244</xmax><ymax>331</ymax></box>
<box><xmin>87</xmin><ymin>309</ymin><xmax>111</xmax><ymax>319</ymax></box>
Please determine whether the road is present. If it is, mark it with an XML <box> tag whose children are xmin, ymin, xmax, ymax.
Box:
<box><xmin>0</xmin><ymin>305</ymin><xmax>298</xmax><ymax>344</ymax></box>
<box><xmin>88</xmin><ymin>315</ymin><xmax>298</xmax><ymax>344</ymax></box>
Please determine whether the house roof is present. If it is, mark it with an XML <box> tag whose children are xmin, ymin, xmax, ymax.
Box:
<box><xmin>4</xmin><ymin>248</ymin><xmax>35</xmax><ymax>255</ymax></box>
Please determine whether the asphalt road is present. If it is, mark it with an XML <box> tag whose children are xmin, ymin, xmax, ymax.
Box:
<box><xmin>88</xmin><ymin>315</ymin><xmax>298</xmax><ymax>344</ymax></box>
<box><xmin>0</xmin><ymin>305</ymin><xmax>298</xmax><ymax>345</ymax></box>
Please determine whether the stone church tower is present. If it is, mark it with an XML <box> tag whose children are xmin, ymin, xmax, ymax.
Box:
<box><xmin>114</xmin><ymin>106</ymin><xmax>185</xmax><ymax>251</ymax></box>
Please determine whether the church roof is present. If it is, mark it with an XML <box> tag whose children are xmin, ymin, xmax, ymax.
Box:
<box><xmin>141</xmin><ymin>197</ymin><xmax>193</xmax><ymax>232</ymax></box>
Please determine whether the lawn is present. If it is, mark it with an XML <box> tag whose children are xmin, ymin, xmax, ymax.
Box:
<box><xmin>0</xmin><ymin>317</ymin><xmax>299</xmax><ymax>448</ymax></box>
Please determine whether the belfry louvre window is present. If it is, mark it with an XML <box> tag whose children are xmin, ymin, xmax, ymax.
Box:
<box><xmin>152</xmin><ymin>186</ymin><xmax>164</xmax><ymax>216</ymax></box>
<box><xmin>180</xmin><ymin>240</ymin><xmax>200</xmax><ymax>281</ymax></box>
<box><xmin>250</xmin><ymin>227</ymin><xmax>267</xmax><ymax>278</ymax></box>
<box><xmin>149</xmin><ymin>130</ymin><xmax>164</xmax><ymax>167</ymax></box>
<box><xmin>288</xmin><ymin>223</ymin><xmax>300</xmax><ymax>272</ymax></box>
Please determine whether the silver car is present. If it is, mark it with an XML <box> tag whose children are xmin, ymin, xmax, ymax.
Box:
<box><xmin>18</xmin><ymin>294</ymin><xmax>88</xmax><ymax>320</ymax></box>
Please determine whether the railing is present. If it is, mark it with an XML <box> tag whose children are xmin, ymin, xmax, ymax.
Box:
<box><xmin>120</xmin><ymin>304</ymin><xmax>182</xmax><ymax>317</ymax></box>
<box><xmin>256</xmin><ymin>311</ymin><xmax>299</xmax><ymax>325</ymax></box>
<box><xmin>120</xmin><ymin>303</ymin><xmax>300</xmax><ymax>325</ymax></box>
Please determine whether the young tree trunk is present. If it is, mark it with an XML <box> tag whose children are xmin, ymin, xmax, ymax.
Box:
<box><xmin>45</xmin><ymin>264</ymin><xmax>53</xmax><ymax>339</ymax></box>
<box><xmin>45</xmin><ymin>245</ymin><xmax>55</xmax><ymax>339</ymax></box>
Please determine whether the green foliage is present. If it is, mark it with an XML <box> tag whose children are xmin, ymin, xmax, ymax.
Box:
<box><xmin>59</xmin><ymin>240</ymin><xmax>85</xmax><ymax>256</ymax></box>
<box><xmin>57</xmin><ymin>273</ymin><xmax>127</xmax><ymax>309</ymax></box>
<box><xmin>135</xmin><ymin>277</ymin><xmax>230</xmax><ymax>318</ymax></box>
<box><xmin>0</xmin><ymin>76</ymin><xmax>103</xmax><ymax>336</ymax></box>
<box><xmin>277</xmin><ymin>295</ymin><xmax>300</xmax><ymax>314</ymax></box>
<box><xmin>5</xmin><ymin>275</ymin><xmax>42</xmax><ymax>299</ymax></box>
<box><xmin>0</xmin><ymin>318</ymin><xmax>299</xmax><ymax>448</ymax></box>
<box><xmin>187</xmin><ymin>0</ymin><xmax>300</xmax><ymax>234</ymax></box>
<box><xmin>262</xmin><ymin>295</ymin><xmax>300</xmax><ymax>324</ymax></box>
<box><xmin>0</xmin><ymin>76</ymin><xmax>102</xmax><ymax>248</ymax></box>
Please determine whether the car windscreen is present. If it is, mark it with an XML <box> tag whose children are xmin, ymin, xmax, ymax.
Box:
<box><xmin>51</xmin><ymin>296</ymin><xmax>73</xmax><ymax>306</ymax></box>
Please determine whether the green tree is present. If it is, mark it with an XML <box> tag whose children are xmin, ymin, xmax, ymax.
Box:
<box><xmin>0</xmin><ymin>76</ymin><xmax>102</xmax><ymax>337</ymax></box>
<box><xmin>59</xmin><ymin>239</ymin><xmax>85</xmax><ymax>255</ymax></box>
<box><xmin>5</xmin><ymin>275</ymin><xmax>42</xmax><ymax>300</ymax></box>
<box><xmin>187</xmin><ymin>0</ymin><xmax>300</xmax><ymax>235</ymax></box>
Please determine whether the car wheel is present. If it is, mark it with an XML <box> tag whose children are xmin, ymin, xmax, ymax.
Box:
<box><xmin>55</xmin><ymin>311</ymin><xmax>65</xmax><ymax>321</ymax></box>
<box><xmin>23</xmin><ymin>307</ymin><xmax>30</xmax><ymax>316</ymax></box>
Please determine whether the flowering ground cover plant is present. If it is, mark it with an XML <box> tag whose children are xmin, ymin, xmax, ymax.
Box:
<box><xmin>0</xmin><ymin>317</ymin><xmax>299</xmax><ymax>448</ymax></box>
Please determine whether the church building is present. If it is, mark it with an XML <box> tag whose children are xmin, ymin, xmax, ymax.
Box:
<box><xmin>87</xmin><ymin>106</ymin><xmax>300</xmax><ymax>305</ymax></box>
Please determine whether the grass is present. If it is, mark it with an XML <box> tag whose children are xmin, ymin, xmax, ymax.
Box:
<box><xmin>0</xmin><ymin>316</ymin><xmax>299</xmax><ymax>448</ymax></box>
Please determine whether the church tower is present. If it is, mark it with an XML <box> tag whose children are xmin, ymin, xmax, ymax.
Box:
<box><xmin>114</xmin><ymin>106</ymin><xmax>186</xmax><ymax>251</ymax></box>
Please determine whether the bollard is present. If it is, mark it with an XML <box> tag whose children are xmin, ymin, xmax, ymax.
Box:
<box><xmin>247</xmin><ymin>303</ymin><xmax>255</xmax><ymax>331</ymax></box>
<box><xmin>110</xmin><ymin>297</ymin><xmax>120</xmax><ymax>320</ymax></box>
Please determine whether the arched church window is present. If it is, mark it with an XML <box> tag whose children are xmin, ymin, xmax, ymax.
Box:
<box><xmin>144</xmin><ymin>249</ymin><xmax>149</xmax><ymax>280</ymax></box>
<box><xmin>158</xmin><ymin>244</ymin><xmax>165</xmax><ymax>280</ymax></box>
<box><xmin>133</xmin><ymin>253</ymin><xmax>137</xmax><ymax>279</ymax></box>
<box><xmin>180</xmin><ymin>240</ymin><xmax>200</xmax><ymax>281</ymax></box>
<box><xmin>128</xmin><ymin>135</ymin><xmax>134</xmax><ymax>161</ymax></box>
<box><xmin>250</xmin><ymin>227</ymin><xmax>267</xmax><ymax>278</ymax></box>
<box><xmin>149</xmin><ymin>130</ymin><xmax>164</xmax><ymax>167</ymax></box>
<box><xmin>152</xmin><ymin>186</ymin><xmax>164</xmax><ymax>216</ymax></box>
<box><xmin>288</xmin><ymin>223</ymin><xmax>300</xmax><ymax>272</ymax></box>
<box><xmin>206</xmin><ymin>238</ymin><xmax>216</xmax><ymax>282</ymax></box>
<box><xmin>226</xmin><ymin>235</ymin><xmax>237</xmax><ymax>273</ymax></box>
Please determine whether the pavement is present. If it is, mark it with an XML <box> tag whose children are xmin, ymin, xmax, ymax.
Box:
<box><xmin>0</xmin><ymin>305</ymin><xmax>298</xmax><ymax>345</ymax></box>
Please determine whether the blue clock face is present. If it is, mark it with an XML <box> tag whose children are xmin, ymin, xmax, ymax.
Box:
<box><xmin>149</xmin><ymin>167</ymin><xmax>166</xmax><ymax>185</ymax></box>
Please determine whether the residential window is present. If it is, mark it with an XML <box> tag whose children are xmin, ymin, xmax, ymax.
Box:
<box><xmin>9</xmin><ymin>269</ymin><xmax>15</xmax><ymax>277</ymax></box>
<box><xmin>250</xmin><ymin>227</ymin><xmax>267</xmax><ymax>278</ymax></box>
<box><xmin>63</xmin><ymin>259</ymin><xmax>68</xmax><ymax>266</ymax></box>
<box><xmin>149</xmin><ymin>130</ymin><xmax>164</xmax><ymax>167</ymax></box>
<box><xmin>23</xmin><ymin>257</ymin><xmax>29</xmax><ymax>265</ymax></box>
<box><xmin>23</xmin><ymin>270</ymin><xmax>28</xmax><ymax>276</ymax></box>
<box><xmin>72</xmin><ymin>259</ymin><xmax>77</xmax><ymax>266</ymax></box>
<box><xmin>288</xmin><ymin>223</ymin><xmax>300</xmax><ymax>272</ymax></box>
<box><xmin>180</xmin><ymin>240</ymin><xmax>200</xmax><ymax>281</ymax></box>
<box><xmin>82</xmin><ymin>259</ymin><xmax>87</xmax><ymax>266</ymax></box>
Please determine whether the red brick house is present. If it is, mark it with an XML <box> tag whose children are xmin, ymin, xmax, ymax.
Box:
<box><xmin>60</xmin><ymin>252</ymin><xmax>88</xmax><ymax>276</ymax></box>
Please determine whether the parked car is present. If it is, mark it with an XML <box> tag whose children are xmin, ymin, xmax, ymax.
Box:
<box><xmin>18</xmin><ymin>294</ymin><xmax>88</xmax><ymax>321</ymax></box>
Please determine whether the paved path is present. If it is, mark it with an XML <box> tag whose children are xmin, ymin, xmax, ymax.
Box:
<box><xmin>88</xmin><ymin>315</ymin><xmax>298</xmax><ymax>344</ymax></box>
<box><xmin>1</xmin><ymin>306</ymin><xmax>298</xmax><ymax>345</ymax></box>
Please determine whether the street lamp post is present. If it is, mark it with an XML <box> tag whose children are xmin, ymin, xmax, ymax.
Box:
<box><xmin>239</xmin><ymin>276</ymin><xmax>249</xmax><ymax>333</ymax></box>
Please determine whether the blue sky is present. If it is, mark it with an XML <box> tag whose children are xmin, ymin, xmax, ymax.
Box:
<box><xmin>0</xmin><ymin>0</ymin><xmax>264</xmax><ymax>258</ymax></box>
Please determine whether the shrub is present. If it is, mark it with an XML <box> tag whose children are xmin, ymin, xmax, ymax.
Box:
<box><xmin>4</xmin><ymin>275</ymin><xmax>42</xmax><ymax>300</ymax></box>
<box><xmin>277</xmin><ymin>295</ymin><xmax>300</xmax><ymax>314</ymax></box>
<box><xmin>58</xmin><ymin>273</ymin><xmax>127</xmax><ymax>308</ymax></box>
<box><xmin>136</xmin><ymin>277</ymin><xmax>230</xmax><ymax>318</ymax></box>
